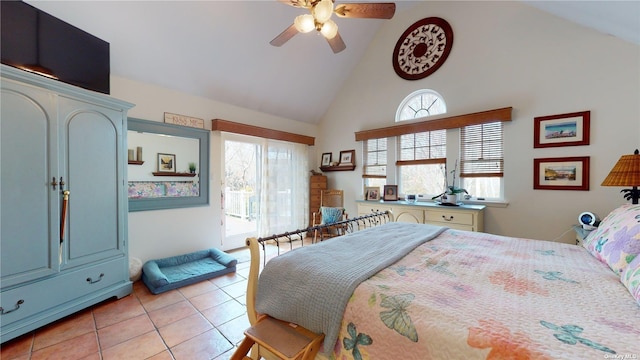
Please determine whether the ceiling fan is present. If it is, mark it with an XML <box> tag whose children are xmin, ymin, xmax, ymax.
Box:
<box><xmin>270</xmin><ymin>0</ymin><xmax>396</xmax><ymax>53</ymax></box>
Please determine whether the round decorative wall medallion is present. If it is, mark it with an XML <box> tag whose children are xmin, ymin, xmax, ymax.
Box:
<box><xmin>393</xmin><ymin>17</ymin><xmax>454</xmax><ymax>80</ymax></box>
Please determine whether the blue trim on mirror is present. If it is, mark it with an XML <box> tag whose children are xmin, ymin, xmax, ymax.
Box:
<box><xmin>128</xmin><ymin>118</ymin><xmax>209</xmax><ymax>211</ymax></box>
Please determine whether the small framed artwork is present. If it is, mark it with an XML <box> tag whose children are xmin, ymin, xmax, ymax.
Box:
<box><xmin>533</xmin><ymin>110</ymin><xmax>590</xmax><ymax>148</ymax></box>
<box><xmin>365</xmin><ymin>186</ymin><xmax>380</xmax><ymax>201</ymax></box>
<box><xmin>339</xmin><ymin>149</ymin><xmax>356</xmax><ymax>165</ymax></box>
<box><xmin>534</xmin><ymin>156</ymin><xmax>590</xmax><ymax>191</ymax></box>
<box><xmin>383</xmin><ymin>185</ymin><xmax>398</xmax><ymax>201</ymax></box>
<box><xmin>321</xmin><ymin>152</ymin><xmax>332</xmax><ymax>167</ymax></box>
<box><xmin>158</xmin><ymin>153</ymin><xmax>176</xmax><ymax>172</ymax></box>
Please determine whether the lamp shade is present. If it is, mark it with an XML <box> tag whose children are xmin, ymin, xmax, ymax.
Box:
<box><xmin>601</xmin><ymin>149</ymin><xmax>640</xmax><ymax>187</ymax></box>
<box><xmin>313</xmin><ymin>0</ymin><xmax>334</xmax><ymax>23</ymax></box>
<box><xmin>320</xmin><ymin>19</ymin><xmax>338</xmax><ymax>39</ymax></box>
<box><xmin>294</xmin><ymin>14</ymin><xmax>315</xmax><ymax>33</ymax></box>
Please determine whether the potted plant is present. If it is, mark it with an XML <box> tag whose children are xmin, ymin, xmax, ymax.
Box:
<box><xmin>432</xmin><ymin>160</ymin><xmax>467</xmax><ymax>204</ymax></box>
<box><xmin>188</xmin><ymin>162</ymin><xmax>197</xmax><ymax>174</ymax></box>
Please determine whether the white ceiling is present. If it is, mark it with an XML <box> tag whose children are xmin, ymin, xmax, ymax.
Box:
<box><xmin>26</xmin><ymin>1</ymin><xmax>640</xmax><ymax>125</ymax></box>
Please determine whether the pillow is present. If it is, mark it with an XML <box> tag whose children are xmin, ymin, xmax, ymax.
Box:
<box><xmin>321</xmin><ymin>206</ymin><xmax>344</xmax><ymax>224</ymax></box>
<box><xmin>582</xmin><ymin>204</ymin><xmax>640</xmax><ymax>274</ymax></box>
<box><xmin>620</xmin><ymin>254</ymin><xmax>640</xmax><ymax>305</ymax></box>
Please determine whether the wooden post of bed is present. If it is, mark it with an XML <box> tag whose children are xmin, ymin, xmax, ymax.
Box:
<box><xmin>233</xmin><ymin>211</ymin><xmax>393</xmax><ymax>360</ymax></box>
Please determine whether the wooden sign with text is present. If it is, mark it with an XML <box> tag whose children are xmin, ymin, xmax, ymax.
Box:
<box><xmin>164</xmin><ymin>112</ymin><xmax>205</xmax><ymax>129</ymax></box>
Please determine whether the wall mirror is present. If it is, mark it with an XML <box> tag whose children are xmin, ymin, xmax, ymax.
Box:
<box><xmin>128</xmin><ymin>118</ymin><xmax>209</xmax><ymax>211</ymax></box>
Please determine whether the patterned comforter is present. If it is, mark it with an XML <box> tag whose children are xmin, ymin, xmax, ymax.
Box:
<box><xmin>316</xmin><ymin>229</ymin><xmax>640</xmax><ymax>359</ymax></box>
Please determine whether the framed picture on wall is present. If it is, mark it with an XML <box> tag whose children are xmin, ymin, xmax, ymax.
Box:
<box><xmin>534</xmin><ymin>111</ymin><xmax>590</xmax><ymax>148</ymax></box>
<box><xmin>383</xmin><ymin>185</ymin><xmax>398</xmax><ymax>201</ymax></box>
<box><xmin>158</xmin><ymin>153</ymin><xmax>176</xmax><ymax>172</ymax></box>
<box><xmin>533</xmin><ymin>156</ymin><xmax>590</xmax><ymax>191</ymax></box>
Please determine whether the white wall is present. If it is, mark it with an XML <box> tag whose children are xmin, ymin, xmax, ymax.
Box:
<box><xmin>112</xmin><ymin>1</ymin><xmax>639</xmax><ymax>262</ymax></box>
<box><xmin>110</xmin><ymin>77</ymin><xmax>318</xmax><ymax>263</ymax></box>
<box><xmin>316</xmin><ymin>1</ymin><xmax>640</xmax><ymax>243</ymax></box>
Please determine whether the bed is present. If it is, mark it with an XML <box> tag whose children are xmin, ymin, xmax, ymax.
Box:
<box><xmin>243</xmin><ymin>205</ymin><xmax>640</xmax><ymax>359</ymax></box>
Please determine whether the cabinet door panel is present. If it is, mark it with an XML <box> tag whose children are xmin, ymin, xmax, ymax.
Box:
<box><xmin>1</xmin><ymin>84</ymin><xmax>59</xmax><ymax>287</ymax></box>
<box><xmin>60</xmin><ymin>101</ymin><xmax>124</xmax><ymax>268</ymax></box>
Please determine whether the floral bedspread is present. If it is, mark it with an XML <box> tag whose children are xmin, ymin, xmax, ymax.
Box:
<box><xmin>317</xmin><ymin>229</ymin><xmax>640</xmax><ymax>359</ymax></box>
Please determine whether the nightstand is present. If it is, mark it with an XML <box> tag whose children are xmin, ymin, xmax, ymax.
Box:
<box><xmin>573</xmin><ymin>225</ymin><xmax>592</xmax><ymax>246</ymax></box>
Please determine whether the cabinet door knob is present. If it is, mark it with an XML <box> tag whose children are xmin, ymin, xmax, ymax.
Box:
<box><xmin>51</xmin><ymin>177</ymin><xmax>58</xmax><ymax>190</ymax></box>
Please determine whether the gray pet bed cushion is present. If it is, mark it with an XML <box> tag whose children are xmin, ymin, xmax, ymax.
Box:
<box><xmin>142</xmin><ymin>248</ymin><xmax>237</xmax><ymax>294</ymax></box>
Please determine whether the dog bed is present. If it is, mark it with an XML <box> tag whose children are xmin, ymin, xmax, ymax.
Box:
<box><xmin>142</xmin><ymin>248</ymin><xmax>237</xmax><ymax>294</ymax></box>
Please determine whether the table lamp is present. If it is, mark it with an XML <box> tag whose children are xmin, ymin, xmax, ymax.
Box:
<box><xmin>601</xmin><ymin>149</ymin><xmax>640</xmax><ymax>204</ymax></box>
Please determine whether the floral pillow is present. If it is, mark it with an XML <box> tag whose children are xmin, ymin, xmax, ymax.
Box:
<box><xmin>620</xmin><ymin>254</ymin><xmax>640</xmax><ymax>305</ymax></box>
<box><xmin>321</xmin><ymin>206</ymin><xmax>344</xmax><ymax>224</ymax></box>
<box><xmin>582</xmin><ymin>204</ymin><xmax>640</xmax><ymax>274</ymax></box>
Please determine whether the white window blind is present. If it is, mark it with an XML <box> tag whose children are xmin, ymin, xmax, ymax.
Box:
<box><xmin>460</xmin><ymin>122</ymin><xmax>504</xmax><ymax>177</ymax></box>
<box><xmin>397</xmin><ymin>130</ymin><xmax>446</xmax><ymax>165</ymax></box>
<box><xmin>363</xmin><ymin>138</ymin><xmax>387</xmax><ymax>178</ymax></box>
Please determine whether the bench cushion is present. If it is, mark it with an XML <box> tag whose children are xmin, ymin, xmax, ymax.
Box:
<box><xmin>142</xmin><ymin>248</ymin><xmax>237</xmax><ymax>294</ymax></box>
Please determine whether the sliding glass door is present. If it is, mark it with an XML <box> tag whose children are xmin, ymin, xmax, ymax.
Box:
<box><xmin>222</xmin><ymin>134</ymin><xmax>308</xmax><ymax>250</ymax></box>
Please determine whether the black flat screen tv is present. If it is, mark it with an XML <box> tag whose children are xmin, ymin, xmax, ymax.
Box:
<box><xmin>1</xmin><ymin>1</ymin><xmax>110</xmax><ymax>94</ymax></box>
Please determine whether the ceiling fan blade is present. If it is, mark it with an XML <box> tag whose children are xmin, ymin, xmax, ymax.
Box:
<box><xmin>270</xmin><ymin>24</ymin><xmax>299</xmax><ymax>47</ymax></box>
<box><xmin>327</xmin><ymin>32</ymin><xmax>346</xmax><ymax>53</ymax></box>
<box><xmin>334</xmin><ymin>3</ymin><xmax>396</xmax><ymax>19</ymax></box>
<box><xmin>278</xmin><ymin>0</ymin><xmax>312</xmax><ymax>8</ymax></box>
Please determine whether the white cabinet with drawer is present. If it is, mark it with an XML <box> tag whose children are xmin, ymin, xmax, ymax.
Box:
<box><xmin>357</xmin><ymin>201</ymin><xmax>485</xmax><ymax>232</ymax></box>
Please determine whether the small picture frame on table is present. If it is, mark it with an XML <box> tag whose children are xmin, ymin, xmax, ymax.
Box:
<box><xmin>383</xmin><ymin>185</ymin><xmax>398</xmax><ymax>201</ymax></box>
<box><xmin>365</xmin><ymin>186</ymin><xmax>380</xmax><ymax>201</ymax></box>
<box><xmin>321</xmin><ymin>152</ymin><xmax>332</xmax><ymax>167</ymax></box>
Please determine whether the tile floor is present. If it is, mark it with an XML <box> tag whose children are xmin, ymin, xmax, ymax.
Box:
<box><xmin>0</xmin><ymin>240</ymin><xmax>308</xmax><ymax>360</ymax></box>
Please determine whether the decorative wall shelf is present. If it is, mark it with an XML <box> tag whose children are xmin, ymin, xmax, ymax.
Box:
<box><xmin>128</xmin><ymin>160</ymin><xmax>144</xmax><ymax>165</ymax></box>
<box><xmin>320</xmin><ymin>165</ymin><xmax>356</xmax><ymax>172</ymax></box>
<box><xmin>152</xmin><ymin>172</ymin><xmax>197</xmax><ymax>177</ymax></box>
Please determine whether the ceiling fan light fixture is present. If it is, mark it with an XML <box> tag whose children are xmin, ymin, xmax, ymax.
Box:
<box><xmin>313</xmin><ymin>0</ymin><xmax>334</xmax><ymax>23</ymax></box>
<box><xmin>320</xmin><ymin>19</ymin><xmax>338</xmax><ymax>39</ymax></box>
<box><xmin>294</xmin><ymin>14</ymin><xmax>315</xmax><ymax>33</ymax></box>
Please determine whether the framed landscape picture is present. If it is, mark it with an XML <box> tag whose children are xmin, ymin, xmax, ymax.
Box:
<box><xmin>158</xmin><ymin>153</ymin><xmax>176</xmax><ymax>172</ymax></box>
<box><xmin>534</xmin><ymin>111</ymin><xmax>590</xmax><ymax>148</ymax></box>
<box><xmin>533</xmin><ymin>156</ymin><xmax>589</xmax><ymax>191</ymax></box>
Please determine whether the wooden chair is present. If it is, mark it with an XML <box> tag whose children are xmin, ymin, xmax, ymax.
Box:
<box><xmin>312</xmin><ymin>189</ymin><xmax>347</xmax><ymax>242</ymax></box>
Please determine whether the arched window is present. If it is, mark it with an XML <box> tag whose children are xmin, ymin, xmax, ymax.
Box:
<box><xmin>395</xmin><ymin>90</ymin><xmax>447</xmax><ymax>196</ymax></box>
<box><xmin>396</xmin><ymin>89</ymin><xmax>446</xmax><ymax>122</ymax></box>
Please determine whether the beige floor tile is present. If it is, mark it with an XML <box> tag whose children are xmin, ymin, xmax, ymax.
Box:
<box><xmin>32</xmin><ymin>310</ymin><xmax>95</xmax><ymax>351</ymax></box>
<box><xmin>219</xmin><ymin>280</ymin><xmax>247</xmax><ymax>298</ymax></box>
<box><xmin>215</xmin><ymin>314</ymin><xmax>251</xmax><ymax>346</ymax></box>
<box><xmin>0</xmin><ymin>332</ymin><xmax>33</xmax><ymax>360</ymax></box>
<box><xmin>101</xmin><ymin>331</ymin><xmax>166</xmax><ymax>360</ymax></box>
<box><xmin>93</xmin><ymin>294</ymin><xmax>146</xmax><ymax>329</ymax></box>
<box><xmin>189</xmin><ymin>288</ymin><xmax>233</xmax><ymax>312</ymax></box>
<box><xmin>178</xmin><ymin>280</ymin><xmax>218</xmax><ymax>299</ymax></box>
<box><xmin>148</xmin><ymin>300</ymin><xmax>197</xmax><ymax>328</ymax></box>
<box><xmin>158</xmin><ymin>313</ymin><xmax>213</xmax><ymax>348</ymax></box>
<box><xmin>30</xmin><ymin>332</ymin><xmax>98</xmax><ymax>360</ymax></box>
<box><xmin>170</xmin><ymin>328</ymin><xmax>233</xmax><ymax>360</ymax></box>
<box><xmin>97</xmin><ymin>314</ymin><xmax>155</xmax><ymax>349</ymax></box>
<box><xmin>138</xmin><ymin>290</ymin><xmax>186</xmax><ymax>313</ymax></box>
<box><xmin>201</xmin><ymin>300</ymin><xmax>246</xmax><ymax>327</ymax></box>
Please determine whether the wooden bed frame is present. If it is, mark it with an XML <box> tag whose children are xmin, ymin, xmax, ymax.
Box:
<box><xmin>240</xmin><ymin>211</ymin><xmax>393</xmax><ymax>359</ymax></box>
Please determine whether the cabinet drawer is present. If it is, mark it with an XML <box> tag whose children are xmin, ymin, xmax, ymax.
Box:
<box><xmin>0</xmin><ymin>258</ymin><xmax>125</xmax><ymax>326</ymax></box>
<box><xmin>425</xmin><ymin>211</ymin><xmax>474</xmax><ymax>226</ymax></box>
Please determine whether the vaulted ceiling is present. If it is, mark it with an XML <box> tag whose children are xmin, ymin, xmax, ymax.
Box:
<box><xmin>26</xmin><ymin>1</ymin><xmax>640</xmax><ymax>125</ymax></box>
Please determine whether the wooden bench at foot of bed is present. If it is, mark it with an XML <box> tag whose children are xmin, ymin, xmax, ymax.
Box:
<box><xmin>233</xmin><ymin>211</ymin><xmax>393</xmax><ymax>360</ymax></box>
